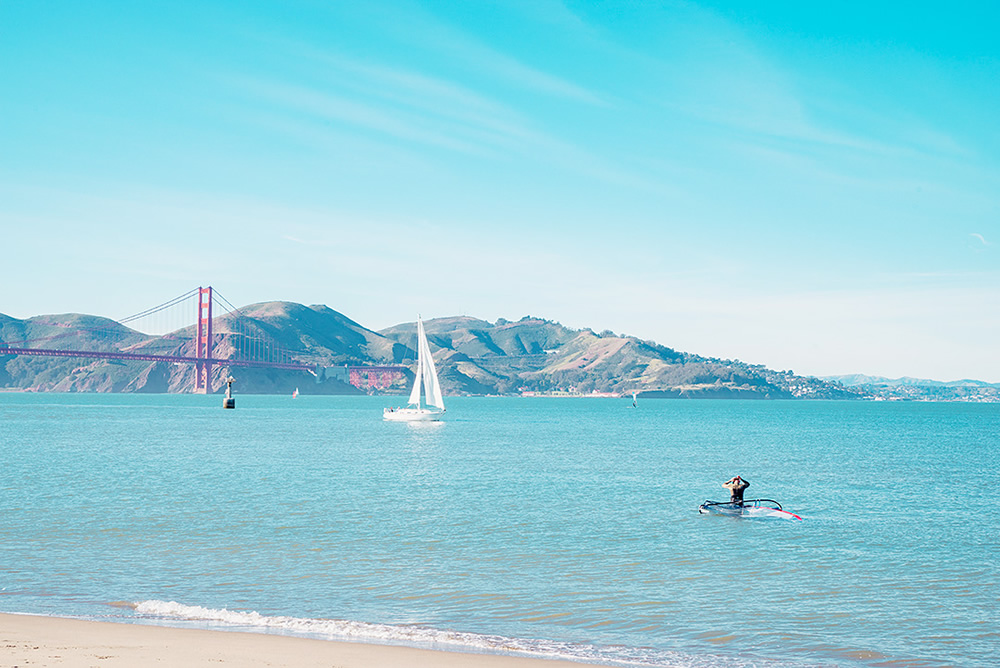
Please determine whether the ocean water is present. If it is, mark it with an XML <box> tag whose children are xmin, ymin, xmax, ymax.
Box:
<box><xmin>0</xmin><ymin>394</ymin><xmax>997</xmax><ymax>667</ymax></box>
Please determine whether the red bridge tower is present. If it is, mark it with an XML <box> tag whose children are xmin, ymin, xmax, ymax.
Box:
<box><xmin>195</xmin><ymin>286</ymin><xmax>213</xmax><ymax>393</ymax></box>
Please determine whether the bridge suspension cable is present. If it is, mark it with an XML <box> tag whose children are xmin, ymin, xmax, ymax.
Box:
<box><xmin>118</xmin><ymin>288</ymin><xmax>199</xmax><ymax>325</ymax></box>
<box><xmin>211</xmin><ymin>288</ymin><xmax>292</xmax><ymax>366</ymax></box>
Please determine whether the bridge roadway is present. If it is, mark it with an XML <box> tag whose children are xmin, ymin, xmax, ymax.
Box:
<box><xmin>0</xmin><ymin>346</ymin><xmax>318</xmax><ymax>373</ymax></box>
<box><xmin>0</xmin><ymin>346</ymin><xmax>407</xmax><ymax>377</ymax></box>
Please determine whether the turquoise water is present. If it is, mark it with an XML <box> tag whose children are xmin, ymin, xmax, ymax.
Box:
<box><xmin>1</xmin><ymin>394</ymin><xmax>997</xmax><ymax>667</ymax></box>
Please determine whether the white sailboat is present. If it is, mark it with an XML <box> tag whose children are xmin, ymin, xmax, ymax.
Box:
<box><xmin>383</xmin><ymin>316</ymin><xmax>445</xmax><ymax>421</ymax></box>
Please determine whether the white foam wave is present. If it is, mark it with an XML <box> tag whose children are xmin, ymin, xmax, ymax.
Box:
<box><xmin>131</xmin><ymin>600</ymin><xmax>755</xmax><ymax>667</ymax></box>
<box><xmin>135</xmin><ymin>600</ymin><xmax>594</xmax><ymax>662</ymax></box>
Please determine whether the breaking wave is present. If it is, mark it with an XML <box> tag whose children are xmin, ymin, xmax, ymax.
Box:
<box><xmin>130</xmin><ymin>599</ymin><xmax>791</xmax><ymax>667</ymax></box>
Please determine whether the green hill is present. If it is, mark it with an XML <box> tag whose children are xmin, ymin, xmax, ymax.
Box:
<box><xmin>1</xmin><ymin>304</ymin><xmax>859</xmax><ymax>398</ymax></box>
<box><xmin>381</xmin><ymin>315</ymin><xmax>857</xmax><ymax>399</ymax></box>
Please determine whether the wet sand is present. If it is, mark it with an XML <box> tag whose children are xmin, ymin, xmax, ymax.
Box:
<box><xmin>0</xmin><ymin>613</ymin><xmax>599</xmax><ymax>668</ymax></box>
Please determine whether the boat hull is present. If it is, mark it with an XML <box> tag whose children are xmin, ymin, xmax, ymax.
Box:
<box><xmin>383</xmin><ymin>408</ymin><xmax>444</xmax><ymax>422</ymax></box>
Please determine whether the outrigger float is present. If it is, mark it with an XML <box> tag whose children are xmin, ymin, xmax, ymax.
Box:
<box><xmin>698</xmin><ymin>498</ymin><xmax>802</xmax><ymax>520</ymax></box>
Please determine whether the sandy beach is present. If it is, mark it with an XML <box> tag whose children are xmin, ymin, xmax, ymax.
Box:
<box><xmin>0</xmin><ymin>613</ymin><xmax>600</xmax><ymax>668</ymax></box>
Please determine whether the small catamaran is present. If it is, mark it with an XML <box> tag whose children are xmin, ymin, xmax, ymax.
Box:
<box><xmin>384</xmin><ymin>316</ymin><xmax>445</xmax><ymax>422</ymax></box>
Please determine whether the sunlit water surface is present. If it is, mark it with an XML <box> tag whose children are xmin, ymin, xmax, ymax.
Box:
<box><xmin>1</xmin><ymin>394</ymin><xmax>997</xmax><ymax>667</ymax></box>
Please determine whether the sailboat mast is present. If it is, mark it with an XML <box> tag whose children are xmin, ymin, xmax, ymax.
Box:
<box><xmin>408</xmin><ymin>317</ymin><xmax>425</xmax><ymax>408</ymax></box>
<box><xmin>417</xmin><ymin>318</ymin><xmax>424</xmax><ymax>409</ymax></box>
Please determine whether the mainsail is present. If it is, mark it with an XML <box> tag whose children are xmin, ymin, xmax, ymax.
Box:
<box><xmin>407</xmin><ymin>317</ymin><xmax>444</xmax><ymax>411</ymax></box>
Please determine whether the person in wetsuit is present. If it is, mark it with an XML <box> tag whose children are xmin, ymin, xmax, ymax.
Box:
<box><xmin>723</xmin><ymin>476</ymin><xmax>749</xmax><ymax>505</ymax></box>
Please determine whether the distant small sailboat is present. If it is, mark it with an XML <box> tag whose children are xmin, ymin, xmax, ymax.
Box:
<box><xmin>384</xmin><ymin>316</ymin><xmax>445</xmax><ymax>422</ymax></box>
<box><xmin>292</xmin><ymin>387</ymin><xmax>299</xmax><ymax>398</ymax></box>
<box><xmin>632</xmin><ymin>391</ymin><xmax>637</xmax><ymax>407</ymax></box>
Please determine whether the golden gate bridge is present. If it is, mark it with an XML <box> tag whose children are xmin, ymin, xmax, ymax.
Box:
<box><xmin>0</xmin><ymin>287</ymin><xmax>405</xmax><ymax>393</ymax></box>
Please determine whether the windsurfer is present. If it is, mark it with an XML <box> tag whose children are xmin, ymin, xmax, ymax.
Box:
<box><xmin>723</xmin><ymin>476</ymin><xmax>749</xmax><ymax>505</ymax></box>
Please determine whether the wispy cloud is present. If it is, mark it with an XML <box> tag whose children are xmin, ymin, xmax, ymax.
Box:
<box><xmin>970</xmin><ymin>232</ymin><xmax>991</xmax><ymax>247</ymax></box>
<box><xmin>232</xmin><ymin>77</ymin><xmax>494</xmax><ymax>156</ymax></box>
<box><xmin>379</xmin><ymin>5</ymin><xmax>607</xmax><ymax>107</ymax></box>
<box><xmin>267</xmin><ymin>3</ymin><xmax>606</xmax><ymax>108</ymax></box>
<box><xmin>617</xmin><ymin>3</ymin><xmax>972</xmax><ymax>174</ymax></box>
<box><xmin>223</xmin><ymin>55</ymin><xmax>660</xmax><ymax>193</ymax></box>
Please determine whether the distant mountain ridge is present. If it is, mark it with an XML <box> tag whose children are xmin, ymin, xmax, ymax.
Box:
<box><xmin>824</xmin><ymin>374</ymin><xmax>1000</xmax><ymax>388</ymax></box>
<box><xmin>1</xmin><ymin>302</ymin><xmax>996</xmax><ymax>401</ymax></box>
<box><xmin>821</xmin><ymin>374</ymin><xmax>1000</xmax><ymax>402</ymax></box>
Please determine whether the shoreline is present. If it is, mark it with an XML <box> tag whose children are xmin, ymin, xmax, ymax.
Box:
<box><xmin>0</xmin><ymin>612</ymin><xmax>606</xmax><ymax>667</ymax></box>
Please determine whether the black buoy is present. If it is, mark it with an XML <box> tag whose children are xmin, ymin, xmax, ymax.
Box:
<box><xmin>223</xmin><ymin>376</ymin><xmax>236</xmax><ymax>409</ymax></box>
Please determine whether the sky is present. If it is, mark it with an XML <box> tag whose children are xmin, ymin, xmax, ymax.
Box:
<box><xmin>1</xmin><ymin>1</ymin><xmax>998</xmax><ymax>382</ymax></box>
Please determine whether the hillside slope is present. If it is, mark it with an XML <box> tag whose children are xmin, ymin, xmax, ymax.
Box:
<box><xmin>382</xmin><ymin>316</ymin><xmax>857</xmax><ymax>399</ymax></box>
<box><xmin>0</xmin><ymin>304</ymin><xmax>879</xmax><ymax>399</ymax></box>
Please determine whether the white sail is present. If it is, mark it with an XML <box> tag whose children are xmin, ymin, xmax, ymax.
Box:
<box><xmin>418</xmin><ymin>319</ymin><xmax>445</xmax><ymax>410</ymax></box>
<box><xmin>407</xmin><ymin>319</ymin><xmax>424</xmax><ymax>407</ymax></box>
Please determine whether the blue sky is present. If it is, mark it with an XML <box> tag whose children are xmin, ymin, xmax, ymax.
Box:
<box><xmin>2</xmin><ymin>1</ymin><xmax>998</xmax><ymax>381</ymax></box>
